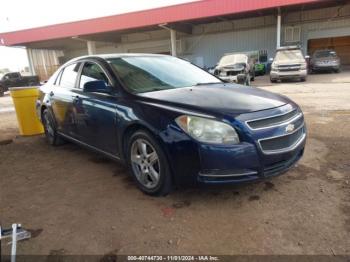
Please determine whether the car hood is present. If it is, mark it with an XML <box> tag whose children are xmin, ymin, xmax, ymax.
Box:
<box><xmin>275</xmin><ymin>58</ymin><xmax>305</xmax><ymax>65</ymax></box>
<box><xmin>138</xmin><ymin>83</ymin><xmax>290</xmax><ymax>116</ymax></box>
<box><xmin>218</xmin><ymin>54</ymin><xmax>248</xmax><ymax>67</ymax></box>
<box><xmin>216</xmin><ymin>63</ymin><xmax>246</xmax><ymax>72</ymax></box>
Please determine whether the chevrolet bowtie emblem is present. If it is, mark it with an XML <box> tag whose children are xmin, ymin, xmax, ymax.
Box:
<box><xmin>286</xmin><ymin>123</ymin><xmax>295</xmax><ymax>133</ymax></box>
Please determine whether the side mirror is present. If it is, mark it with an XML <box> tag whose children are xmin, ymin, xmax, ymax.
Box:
<box><xmin>269</xmin><ymin>58</ymin><xmax>274</xmax><ymax>62</ymax></box>
<box><xmin>83</xmin><ymin>80</ymin><xmax>111</xmax><ymax>93</ymax></box>
<box><xmin>305</xmin><ymin>55</ymin><xmax>310</xmax><ymax>59</ymax></box>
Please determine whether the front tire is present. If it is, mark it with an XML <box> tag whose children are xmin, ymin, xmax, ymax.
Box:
<box><xmin>127</xmin><ymin>130</ymin><xmax>172</xmax><ymax>196</ymax></box>
<box><xmin>270</xmin><ymin>77</ymin><xmax>277</xmax><ymax>83</ymax></box>
<box><xmin>250</xmin><ymin>72</ymin><xmax>255</xmax><ymax>81</ymax></box>
<box><xmin>245</xmin><ymin>75</ymin><xmax>251</xmax><ymax>86</ymax></box>
<box><xmin>42</xmin><ymin>109</ymin><xmax>64</xmax><ymax>146</ymax></box>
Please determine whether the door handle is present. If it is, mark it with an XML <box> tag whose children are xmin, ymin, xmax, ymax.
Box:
<box><xmin>72</xmin><ymin>96</ymin><xmax>80</xmax><ymax>104</ymax></box>
<box><xmin>49</xmin><ymin>91</ymin><xmax>54</xmax><ymax>97</ymax></box>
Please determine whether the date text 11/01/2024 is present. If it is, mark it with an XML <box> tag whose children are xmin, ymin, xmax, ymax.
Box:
<box><xmin>127</xmin><ymin>255</ymin><xmax>220</xmax><ymax>261</ymax></box>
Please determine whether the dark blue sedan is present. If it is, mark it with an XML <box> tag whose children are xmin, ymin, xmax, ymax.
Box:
<box><xmin>36</xmin><ymin>54</ymin><xmax>306</xmax><ymax>196</ymax></box>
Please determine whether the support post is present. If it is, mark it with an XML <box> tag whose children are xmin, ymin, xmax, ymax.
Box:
<box><xmin>170</xmin><ymin>29</ymin><xmax>177</xmax><ymax>57</ymax></box>
<box><xmin>40</xmin><ymin>49</ymin><xmax>48</xmax><ymax>79</ymax></box>
<box><xmin>11</xmin><ymin>224</ymin><xmax>17</xmax><ymax>262</ymax></box>
<box><xmin>276</xmin><ymin>8</ymin><xmax>281</xmax><ymax>49</ymax></box>
<box><xmin>87</xmin><ymin>41</ymin><xmax>96</xmax><ymax>55</ymax></box>
<box><xmin>26</xmin><ymin>48</ymin><xmax>36</xmax><ymax>75</ymax></box>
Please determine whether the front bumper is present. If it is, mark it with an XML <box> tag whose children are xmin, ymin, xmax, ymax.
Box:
<box><xmin>312</xmin><ymin>64</ymin><xmax>340</xmax><ymax>71</ymax></box>
<box><xmin>164</xmin><ymin>104</ymin><xmax>306</xmax><ymax>187</ymax></box>
<box><xmin>270</xmin><ymin>69</ymin><xmax>307</xmax><ymax>80</ymax></box>
<box><xmin>195</xmin><ymin>104</ymin><xmax>306</xmax><ymax>184</ymax></box>
<box><xmin>161</xmin><ymin>102</ymin><xmax>306</xmax><ymax>187</ymax></box>
<box><xmin>197</xmin><ymin>139</ymin><xmax>305</xmax><ymax>184</ymax></box>
<box><xmin>219</xmin><ymin>74</ymin><xmax>246</xmax><ymax>84</ymax></box>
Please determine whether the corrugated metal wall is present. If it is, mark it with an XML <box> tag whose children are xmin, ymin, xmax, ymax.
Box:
<box><xmin>282</xmin><ymin>4</ymin><xmax>350</xmax><ymax>55</ymax></box>
<box><xmin>183</xmin><ymin>25</ymin><xmax>277</xmax><ymax>67</ymax></box>
<box><xmin>28</xmin><ymin>49</ymin><xmax>64</xmax><ymax>80</ymax></box>
<box><xmin>61</xmin><ymin>3</ymin><xmax>350</xmax><ymax>68</ymax></box>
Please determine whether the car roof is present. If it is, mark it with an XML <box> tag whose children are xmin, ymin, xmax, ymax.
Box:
<box><xmin>70</xmin><ymin>53</ymin><xmax>169</xmax><ymax>63</ymax></box>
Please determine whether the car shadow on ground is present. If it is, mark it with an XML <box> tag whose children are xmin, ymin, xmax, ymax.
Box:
<box><xmin>53</xmin><ymin>137</ymin><xmax>282</xmax><ymax>202</ymax></box>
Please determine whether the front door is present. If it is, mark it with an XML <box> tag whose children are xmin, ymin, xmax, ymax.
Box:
<box><xmin>73</xmin><ymin>62</ymin><xmax>119</xmax><ymax>155</ymax></box>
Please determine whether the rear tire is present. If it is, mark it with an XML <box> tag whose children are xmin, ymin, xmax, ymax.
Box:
<box><xmin>42</xmin><ymin>109</ymin><xmax>65</xmax><ymax>146</ymax></box>
<box><xmin>270</xmin><ymin>78</ymin><xmax>277</xmax><ymax>83</ymax></box>
<box><xmin>127</xmin><ymin>130</ymin><xmax>172</xmax><ymax>196</ymax></box>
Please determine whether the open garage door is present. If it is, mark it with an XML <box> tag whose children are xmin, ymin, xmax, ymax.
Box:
<box><xmin>308</xmin><ymin>36</ymin><xmax>350</xmax><ymax>65</ymax></box>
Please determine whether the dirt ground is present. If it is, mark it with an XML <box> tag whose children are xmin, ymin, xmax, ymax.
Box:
<box><xmin>0</xmin><ymin>71</ymin><xmax>349</xmax><ymax>256</ymax></box>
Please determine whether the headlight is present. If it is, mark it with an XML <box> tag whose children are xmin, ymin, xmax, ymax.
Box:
<box><xmin>175</xmin><ymin>115</ymin><xmax>240</xmax><ymax>144</ymax></box>
<box><xmin>300</xmin><ymin>63</ymin><xmax>307</xmax><ymax>70</ymax></box>
<box><xmin>271</xmin><ymin>63</ymin><xmax>278</xmax><ymax>71</ymax></box>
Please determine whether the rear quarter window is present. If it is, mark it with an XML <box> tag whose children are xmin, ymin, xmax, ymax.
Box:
<box><xmin>59</xmin><ymin>63</ymin><xmax>80</xmax><ymax>88</ymax></box>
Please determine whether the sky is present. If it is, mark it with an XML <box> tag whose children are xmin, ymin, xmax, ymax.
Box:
<box><xmin>0</xmin><ymin>0</ymin><xmax>197</xmax><ymax>71</ymax></box>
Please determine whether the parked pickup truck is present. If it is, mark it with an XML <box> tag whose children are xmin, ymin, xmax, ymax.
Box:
<box><xmin>270</xmin><ymin>47</ymin><xmax>307</xmax><ymax>83</ymax></box>
<box><xmin>0</xmin><ymin>72</ymin><xmax>40</xmax><ymax>96</ymax></box>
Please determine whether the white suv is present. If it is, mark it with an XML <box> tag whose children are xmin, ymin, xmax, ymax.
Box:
<box><xmin>270</xmin><ymin>47</ymin><xmax>307</xmax><ymax>83</ymax></box>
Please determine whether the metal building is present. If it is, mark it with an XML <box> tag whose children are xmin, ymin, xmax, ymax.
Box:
<box><xmin>0</xmin><ymin>0</ymin><xmax>349</xmax><ymax>80</ymax></box>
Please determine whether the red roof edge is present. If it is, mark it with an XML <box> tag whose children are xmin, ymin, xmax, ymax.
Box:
<box><xmin>0</xmin><ymin>0</ymin><xmax>320</xmax><ymax>46</ymax></box>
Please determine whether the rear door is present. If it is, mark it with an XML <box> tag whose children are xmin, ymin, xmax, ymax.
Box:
<box><xmin>50</xmin><ymin>62</ymin><xmax>81</xmax><ymax>137</ymax></box>
<box><xmin>73</xmin><ymin>61</ymin><xmax>119</xmax><ymax>155</ymax></box>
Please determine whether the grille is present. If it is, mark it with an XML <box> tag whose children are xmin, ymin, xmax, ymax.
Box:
<box><xmin>278</xmin><ymin>64</ymin><xmax>301</xmax><ymax>68</ymax></box>
<box><xmin>278</xmin><ymin>64</ymin><xmax>301</xmax><ymax>72</ymax></box>
<box><xmin>259</xmin><ymin>126</ymin><xmax>305</xmax><ymax>152</ymax></box>
<box><xmin>247</xmin><ymin>109</ymin><xmax>300</xmax><ymax>129</ymax></box>
<box><xmin>279</xmin><ymin>67</ymin><xmax>300</xmax><ymax>72</ymax></box>
<box><xmin>227</xmin><ymin>71</ymin><xmax>242</xmax><ymax>76</ymax></box>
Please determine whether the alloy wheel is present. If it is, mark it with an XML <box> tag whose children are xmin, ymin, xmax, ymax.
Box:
<box><xmin>130</xmin><ymin>138</ymin><xmax>161</xmax><ymax>189</ymax></box>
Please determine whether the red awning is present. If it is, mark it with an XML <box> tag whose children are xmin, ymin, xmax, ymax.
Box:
<box><xmin>0</xmin><ymin>0</ymin><xmax>320</xmax><ymax>46</ymax></box>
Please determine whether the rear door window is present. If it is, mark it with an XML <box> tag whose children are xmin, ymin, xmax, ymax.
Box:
<box><xmin>59</xmin><ymin>63</ymin><xmax>80</xmax><ymax>88</ymax></box>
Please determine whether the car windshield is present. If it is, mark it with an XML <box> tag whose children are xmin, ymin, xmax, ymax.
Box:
<box><xmin>108</xmin><ymin>56</ymin><xmax>221</xmax><ymax>93</ymax></box>
<box><xmin>275</xmin><ymin>49</ymin><xmax>304</xmax><ymax>61</ymax></box>
<box><xmin>314</xmin><ymin>50</ymin><xmax>336</xmax><ymax>58</ymax></box>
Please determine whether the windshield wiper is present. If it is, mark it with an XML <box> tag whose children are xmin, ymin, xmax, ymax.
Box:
<box><xmin>194</xmin><ymin>82</ymin><xmax>221</xmax><ymax>86</ymax></box>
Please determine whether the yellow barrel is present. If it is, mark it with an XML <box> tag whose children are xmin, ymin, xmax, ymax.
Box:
<box><xmin>9</xmin><ymin>87</ymin><xmax>44</xmax><ymax>136</ymax></box>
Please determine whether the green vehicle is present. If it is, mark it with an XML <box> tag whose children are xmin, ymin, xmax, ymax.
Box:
<box><xmin>254</xmin><ymin>63</ymin><xmax>266</xmax><ymax>76</ymax></box>
<box><xmin>246</xmin><ymin>50</ymin><xmax>268</xmax><ymax>76</ymax></box>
